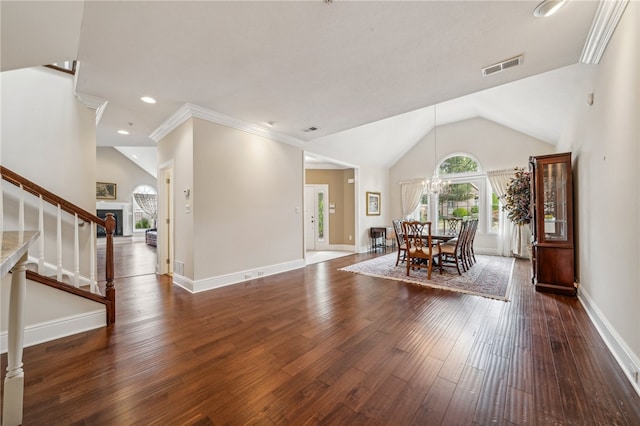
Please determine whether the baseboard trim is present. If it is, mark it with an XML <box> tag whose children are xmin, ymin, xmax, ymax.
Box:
<box><xmin>327</xmin><ymin>244</ymin><xmax>356</xmax><ymax>251</ymax></box>
<box><xmin>578</xmin><ymin>289</ymin><xmax>640</xmax><ymax>396</ymax></box>
<box><xmin>0</xmin><ymin>309</ymin><xmax>106</xmax><ymax>354</ymax></box>
<box><xmin>173</xmin><ymin>259</ymin><xmax>306</xmax><ymax>294</ymax></box>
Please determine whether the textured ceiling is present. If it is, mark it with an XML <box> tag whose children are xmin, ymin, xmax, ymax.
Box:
<box><xmin>2</xmin><ymin>1</ymin><xmax>600</xmax><ymax>170</ymax></box>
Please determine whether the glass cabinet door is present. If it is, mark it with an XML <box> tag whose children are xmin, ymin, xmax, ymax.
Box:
<box><xmin>542</xmin><ymin>161</ymin><xmax>568</xmax><ymax>241</ymax></box>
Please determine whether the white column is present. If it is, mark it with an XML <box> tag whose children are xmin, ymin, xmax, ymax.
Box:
<box><xmin>3</xmin><ymin>252</ymin><xmax>28</xmax><ymax>426</ymax></box>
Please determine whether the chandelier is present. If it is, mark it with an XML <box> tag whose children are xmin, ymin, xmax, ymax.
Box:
<box><xmin>425</xmin><ymin>104</ymin><xmax>450</xmax><ymax>195</ymax></box>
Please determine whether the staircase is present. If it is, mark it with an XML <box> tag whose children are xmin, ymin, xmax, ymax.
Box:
<box><xmin>1</xmin><ymin>165</ymin><xmax>116</xmax><ymax>325</ymax></box>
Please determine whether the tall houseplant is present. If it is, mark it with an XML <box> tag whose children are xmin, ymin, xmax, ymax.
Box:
<box><xmin>503</xmin><ymin>167</ymin><xmax>532</xmax><ymax>258</ymax></box>
<box><xmin>503</xmin><ymin>167</ymin><xmax>531</xmax><ymax>225</ymax></box>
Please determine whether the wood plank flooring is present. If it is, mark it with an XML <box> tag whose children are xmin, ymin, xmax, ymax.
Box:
<box><xmin>2</xmin><ymin>246</ymin><xmax>640</xmax><ymax>425</ymax></box>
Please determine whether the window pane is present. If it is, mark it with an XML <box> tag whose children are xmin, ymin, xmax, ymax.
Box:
<box><xmin>438</xmin><ymin>182</ymin><xmax>479</xmax><ymax>234</ymax></box>
<box><xmin>317</xmin><ymin>192</ymin><xmax>325</xmax><ymax>239</ymax></box>
<box><xmin>439</xmin><ymin>156</ymin><xmax>479</xmax><ymax>174</ymax></box>
<box><xmin>491</xmin><ymin>192</ymin><xmax>500</xmax><ymax>232</ymax></box>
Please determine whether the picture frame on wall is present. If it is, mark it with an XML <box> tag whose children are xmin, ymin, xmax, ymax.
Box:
<box><xmin>96</xmin><ymin>182</ymin><xmax>117</xmax><ymax>200</ymax></box>
<box><xmin>366</xmin><ymin>191</ymin><xmax>381</xmax><ymax>216</ymax></box>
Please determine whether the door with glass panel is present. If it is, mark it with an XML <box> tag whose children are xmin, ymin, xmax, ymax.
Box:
<box><xmin>304</xmin><ymin>185</ymin><xmax>329</xmax><ymax>251</ymax></box>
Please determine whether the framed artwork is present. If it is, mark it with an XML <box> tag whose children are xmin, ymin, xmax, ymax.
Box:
<box><xmin>96</xmin><ymin>182</ymin><xmax>117</xmax><ymax>200</ymax></box>
<box><xmin>366</xmin><ymin>192</ymin><xmax>381</xmax><ymax>216</ymax></box>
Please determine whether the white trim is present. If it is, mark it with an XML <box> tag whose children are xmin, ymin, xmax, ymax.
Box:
<box><xmin>73</xmin><ymin>62</ymin><xmax>109</xmax><ymax>124</ymax></box>
<box><xmin>172</xmin><ymin>273</ymin><xmax>194</xmax><ymax>293</ymax></box>
<box><xmin>74</xmin><ymin>91</ymin><xmax>109</xmax><ymax>125</ymax></box>
<box><xmin>326</xmin><ymin>244</ymin><xmax>355</xmax><ymax>252</ymax></box>
<box><xmin>173</xmin><ymin>259</ymin><xmax>306</xmax><ymax>294</ymax></box>
<box><xmin>149</xmin><ymin>103</ymin><xmax>192</xmax><ymax>142</ymax></box>
<box><xmin>0</xmin><ymin>310</ymin><xmax>105</xmax><ymax>354</ymax></box>
<box><xmin>579</xmin><ymin>289</ymin><xmax>640</xmax><ymax>396</ymax></box>
<box><xmin>28</xmin><ymin>256</ymin><xmax>96</xmax><ymax>290</ymax></box>
<box><xmin>150</xmin><ymin>103</ymin><xmax>305</xmax><ymax>147</ymax></box>
<box><xmin>580</xmin><ymin>0</ymin><xmax>629</xmax><ymax>64</ymax></box>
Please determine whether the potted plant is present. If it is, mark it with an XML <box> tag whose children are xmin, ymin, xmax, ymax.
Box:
<box><xmin>503</xmin><ymin>167</ymin><xmax>532</xmax><ymax>258</ymax></box>
<box><xmin>503</xmin><ymin>167</ymin><xmax>531</xmax><ymax>225</ymax></box>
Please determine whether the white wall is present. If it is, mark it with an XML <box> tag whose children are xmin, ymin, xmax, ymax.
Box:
<box><xmin>557</xmin><ymin>1</ymin><xmax>640</xmax><ymax>389</ymax></box>
<box><xmin>357</xmin><ymin>166</ymin><xmax>390</xmax><ymax>252</ymax></box>
<box><xmin>2</xmin><ymin>67</ymin><xmax>96</xmax><ymax>211</ymax></box>
<box><xmin>389</xmin><ymin>117</ymin><xmax>554</xmax><ymax>253</ymax></box>
<box><xmin>157</xmin><ymin>117</ymin><xmax>306</xmax><ymax>292</ymax></box>
<box><xmin>157</xmin><ymin>120</ymin><xmax>194</xmax><ymax>279</ymax></box>
<box><xmin>192</xmin><ymin>119</ymin><xmax>304</xmax><ymax>281</ymax></box>
<box><xmin>96</xmin><ymin>147</ymin><xmax>156</xmax><ymax>203</ymax></box>
<box><xmin>0</xmin><ymin>66</ymin><xmax>105</xmax><ymax>346</ymax></box>
<box><xmin>1</xmin><ymin>66</ymin><xmax>97</xmax><ymax>277</ymax></box>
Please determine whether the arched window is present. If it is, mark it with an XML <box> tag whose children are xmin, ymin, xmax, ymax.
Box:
<box><xmin>410</xmin><ymin>154</ymin><xmax>498</xmax><ymax>235</ymax></box>
<box><xmin>131</xmin><ymin>185</ymin><xmax>157</xmax><ymax>232</ymax></box>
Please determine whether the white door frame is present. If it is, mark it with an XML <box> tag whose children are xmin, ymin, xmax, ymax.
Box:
<box><xmin>158</xmin><ymin>162</ymin><xmax>174</xmax><ymax>275</ymax></box>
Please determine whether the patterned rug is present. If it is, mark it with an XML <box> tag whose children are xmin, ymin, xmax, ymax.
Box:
<box><xmin>339</xmin><ymin>253</ymin><xmax>515</xmax><ymax>301</ymax></box>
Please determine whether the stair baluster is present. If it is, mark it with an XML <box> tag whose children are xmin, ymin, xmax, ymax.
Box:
<box><xmin>56</xmin><ymin>204</ymin><xmax>63</xmax><ymax>282</ymax></box>
<box><xmin>1</xmin><ymin>165</ymin><xmax>116</xmax><ymax>324</ymax></box>
<box><xmin>38</xmin><ymin>194</ymin><xmax>45</xmax><ymax>274</ymax></box>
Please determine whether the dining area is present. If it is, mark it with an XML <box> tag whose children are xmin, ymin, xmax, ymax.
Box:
<box><xmin>386</xmin><ymin>217</ymin><xmax>479</xmax><ymax>280</ymax></box>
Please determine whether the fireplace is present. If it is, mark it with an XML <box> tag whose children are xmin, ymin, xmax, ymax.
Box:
<box><xmin>97</xmin><ymin>209</ymin><xmax>123</xmax><ymax>237</ymax></box>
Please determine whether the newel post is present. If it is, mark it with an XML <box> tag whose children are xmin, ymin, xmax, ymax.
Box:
<box><xmin>105</xmin><ymin>213</ymin><xmax>116</xmax><ymax>324</ymax></box>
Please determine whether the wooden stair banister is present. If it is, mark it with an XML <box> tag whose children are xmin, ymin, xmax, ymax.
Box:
<box><xmin>1</xmin><ymin>165</ymin><xmax>116</xmax><ymax>325</ymax></box>
<box><xmin>1</xmin><ymin>166</ymin><xmax>104</xmax><ymax>224</ymax></box>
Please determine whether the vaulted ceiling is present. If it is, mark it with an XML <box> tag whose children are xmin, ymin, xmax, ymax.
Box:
<box><xmin>2</xmin><ymin>1</ymin><xmax>602</xmax><ymax>171</ymax></box>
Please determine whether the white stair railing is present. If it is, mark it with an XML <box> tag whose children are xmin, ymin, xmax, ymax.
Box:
<box><xmin>1</xmin><ymin>164</ymin><xmax>116</xmax><ymax>325</ymax></box>
<box><xmin>6</xmin><ymin>172</ymin><xmax>104</xmax><ymax>295</ymax></box>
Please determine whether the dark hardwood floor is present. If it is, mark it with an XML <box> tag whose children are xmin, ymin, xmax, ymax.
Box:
<box><xmin>3</xmin><ymin>245</ymin><xmax>640</xmax><ymax>425</ymax></box>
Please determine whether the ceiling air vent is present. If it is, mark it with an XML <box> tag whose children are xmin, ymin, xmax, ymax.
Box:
<box><xmin>303</xmin><ymin>126</ymin><xmax>318</xmax><ymax>133</ymax></box>
<box><xmin>482</xmin><ymin>55</ymin><xmax>523</xmax><ymax>77</ymax></box>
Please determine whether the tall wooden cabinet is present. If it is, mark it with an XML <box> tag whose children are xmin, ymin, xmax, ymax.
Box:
<box><xmin>529</xmin><ymin>152</ymin><xmax>576</xmax><ymax>295</ymax></box>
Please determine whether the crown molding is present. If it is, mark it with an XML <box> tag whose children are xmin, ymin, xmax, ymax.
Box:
<box><xmin>73</xmin><ymin>63</ymin><xmax>109</xmax><ymax>124</ymax></box>
<box><xmin>74</xmin><ymin>92</ymin><xmax>109</xmax><ymax>125</ymax></box>
<box><xmin>580</xmin><ymin>0</ymin><xmax>629</xmax><ymax>64</ymax></box>
<box><xmin>149</xmin><ymin>103</ymin><xmax>193</xmax><ymax>142</ymax></box>
<box><xmin>150</xmin><ymin>103</ymin><xmax>304</xmax><ymax>147</ymax></box>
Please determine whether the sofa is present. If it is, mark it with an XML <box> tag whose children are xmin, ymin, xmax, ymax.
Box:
<box><xmin>145</xmin><ymin>228</ymin><xmax>157</xmax><ymax>247</ymax></box>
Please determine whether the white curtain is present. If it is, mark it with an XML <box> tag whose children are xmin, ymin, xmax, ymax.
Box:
<box><xmin>400</xmin><ymin>179</ymin><xmax>425</xmax><ymax>218</ymax></box>
<box><xmin>133</xmin><ymin>193</ymin><xmax>158</xmax><ymax>227</ymax></box>
<box><xmin>487</xmin><ymin>168</ymin><xmax>529</xmax><ymax>258</ymax></box>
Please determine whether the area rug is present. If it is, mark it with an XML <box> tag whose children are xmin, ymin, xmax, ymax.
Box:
<box><xmin>339</xmin><ymin>254</ymin><xmax>514</xmax><ymax>301</ymax></box>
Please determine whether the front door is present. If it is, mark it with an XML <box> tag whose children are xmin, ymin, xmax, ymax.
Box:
<box><xmin>305</xmin><ymin>185</ymin><xmax>329</xmax><ymax>251</ymax></box>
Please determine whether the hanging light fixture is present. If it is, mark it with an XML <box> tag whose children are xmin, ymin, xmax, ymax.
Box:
<box><xmin>425</xmin><ymin>104</ymin><xmax>449</xmax><ymax>195</ymax></box>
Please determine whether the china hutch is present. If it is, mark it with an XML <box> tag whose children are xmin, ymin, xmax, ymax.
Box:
<box><xmin>529</xmin><ymin>152</ymin><xmax>576</xmax><ymax>295</ymax></box>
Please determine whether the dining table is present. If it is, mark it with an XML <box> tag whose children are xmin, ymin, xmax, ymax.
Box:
<box><xmin>405</xmin><ymin>233</ymin><xmax>455</xmax><ymax>246</ymax></box>
<box><xmin>431</xmin><ymin>234</ymin><xmax>455</xmax><ymax>243</ymax></box>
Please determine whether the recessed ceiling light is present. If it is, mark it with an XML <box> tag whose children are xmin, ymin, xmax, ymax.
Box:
<box><xmin>140</xmin><ymin>96</ymin><xmax>156</xmax><ymax>104</ymax></box>
<box><xmin>117</xmin><ymin>130</ymin><xmax>130</xmax><ymax>135</ymax></box>
<box><xmin>533</xmin><ymin>0</ymin><xmax>567</xmax><ymax>17</ymax></box>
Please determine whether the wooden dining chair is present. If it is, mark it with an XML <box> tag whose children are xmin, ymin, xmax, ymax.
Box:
<box><xmin>443</xmin><ymin>217</ymin><xmax>462</xmax><ymax>236</ymax></box>
<box><xmin>392</xmin><ymin>219</ymin><xmax>407</xmax><ymax>266</ymax></box>
<box><xmin>401</xmin><ymin>221</ymin><xmax>442</xmax><ymax>280</ymax></box>
<box><xmin>440</xmin><ymin>219</ymin><xmax>470</xmax><ymax>275</ymax></box>
<box><xmin>464</xmin><ymin>218</ymin><xmax>478</xmax><ymax>268</ymax></box>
